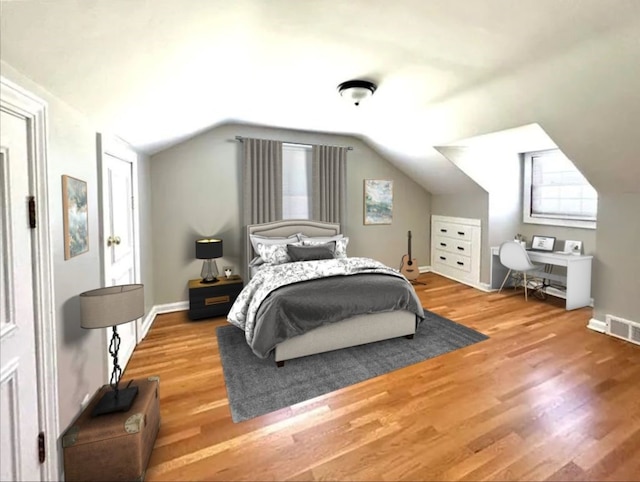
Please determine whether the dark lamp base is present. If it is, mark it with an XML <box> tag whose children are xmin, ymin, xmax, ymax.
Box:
<box><xmin>201</xmin><ymin>277</ymin><xmax>219</xmax><ymax>284</ymax></box>
<box><xmin>91</xmin><ymin>386</ymin><xmax>139</xmax><ymax>417</ymax></box>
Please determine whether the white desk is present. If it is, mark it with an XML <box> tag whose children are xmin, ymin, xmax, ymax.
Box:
<box><xmin>490</xmin><ymin>246</ymin><xmax>593</xmax><ymax>310</ymax></box>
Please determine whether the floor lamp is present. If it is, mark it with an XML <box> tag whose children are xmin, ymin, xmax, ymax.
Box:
<box><xmin>80</xmin><ymin>284</ymin><xmax>144</xmax><ymax>416</ymax></box>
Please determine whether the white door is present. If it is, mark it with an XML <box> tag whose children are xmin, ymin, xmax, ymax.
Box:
<box><xmin>101</xmin><ymin>147</ymin><xmax>137</xmax><ymax>376</ymax></box>
<box><xmin>0</xmin><ymin>110</ymin><xmax>41</xmax><ymax>480</ymax></box>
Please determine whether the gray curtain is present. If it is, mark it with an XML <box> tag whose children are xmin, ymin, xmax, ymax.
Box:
<box><xmin>242</xmin><ymin>138</ymin><xmax>283</xmax><ymax>224</ymax></box>
<box><xmin>311</xmin><ymin>145</ymin><xmax>347</xmax><ymax>223</ymax></box>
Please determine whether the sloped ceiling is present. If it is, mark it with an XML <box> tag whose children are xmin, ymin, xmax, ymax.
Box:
<box><xmin>1</xmin><ymin>0</ymin><xmax>638</xmax><ymax>193</ymax></box>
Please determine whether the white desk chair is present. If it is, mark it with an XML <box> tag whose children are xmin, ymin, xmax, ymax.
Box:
<box><xmin>498</xmin><ymin>241</ymin><xmax>545</xmax><ymax>302</ymax></box>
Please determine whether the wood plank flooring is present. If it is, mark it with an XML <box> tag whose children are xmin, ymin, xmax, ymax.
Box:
<box><xmin>124</xmin><ymin>273</ymin><xmax>640</xmax><ymax>481</ymax></box>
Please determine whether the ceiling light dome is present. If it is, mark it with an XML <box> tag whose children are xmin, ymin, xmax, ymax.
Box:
<box><xmin>337</xmin><ymin>80</ymin><xmax>377</xmax><ymax>106</ymax></box>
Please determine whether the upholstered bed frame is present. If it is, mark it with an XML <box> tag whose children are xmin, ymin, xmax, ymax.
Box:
<box><xmin>245</xmin><ymin>219</ymin><xmax>417</xmax><ymax>365</ymax></box>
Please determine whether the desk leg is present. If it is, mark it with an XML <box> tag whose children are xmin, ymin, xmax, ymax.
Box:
<box><xmin>565</xmin><ymin>259</ymin><xmax>592</xmax><ymax>310</ymax></box>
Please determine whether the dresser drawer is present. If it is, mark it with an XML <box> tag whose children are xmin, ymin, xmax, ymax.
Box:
<box><xmin>431</xmin><ymin>215</ymin><xmax>481</xmax><ymax>286</ymax></box>
<box><xmin>189</xmin><ymin>277</ymin><xmax>243</xmax><ymax>320</ymax></box>
<box><xmin>433</xmin><ymin>249</ymin><xmax>472</xmax><ymax>273</ymax></box>
<box><xmin>433</xmin><ymin>235</ymin><xmax>472</xmax><ymax>257</ymax></box>
<box><xmin>433</xmin><ymin>220</ymin><xmax>473</xmax><ymax>241</ymax></box>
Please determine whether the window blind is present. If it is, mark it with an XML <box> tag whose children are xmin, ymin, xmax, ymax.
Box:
<box><xmin>530</xmin><ymin>151</ymin><xmax>597</xmax><ymax>221</ymax></box>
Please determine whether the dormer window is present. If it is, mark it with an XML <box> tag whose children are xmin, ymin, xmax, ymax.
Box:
<box><xmin>523</xmin><ymin>149</ymin><xmax>597</xmax><ymax>229</ymax></box>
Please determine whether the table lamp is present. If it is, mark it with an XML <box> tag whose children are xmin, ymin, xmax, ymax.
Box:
<box><xmin>80</xmin><ymin>284</ymin><xmax>144</xmax><ymax>416</ymax></box>
<box><xmin>196</xmin><ymin>238</ymin><xmax>223</xmax><ymax>283</ymax></box>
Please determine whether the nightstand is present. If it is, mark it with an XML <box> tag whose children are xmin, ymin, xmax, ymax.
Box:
<box><xmin>188</xmin><ymin>276</ymin><xmax>243</xmax><ymax>320</ymax></box>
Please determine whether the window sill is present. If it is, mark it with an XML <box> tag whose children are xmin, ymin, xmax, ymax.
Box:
<box><xmin>523</xmin><ymin>215</ymin><xmax>596</xmax><ymax>230</ymax></box>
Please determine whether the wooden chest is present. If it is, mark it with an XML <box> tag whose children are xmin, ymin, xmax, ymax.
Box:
<box><xmin>188</xmin><ymin>276</ymin><xmax>244</xmax><ymax>320</ymax></box>
<box><xmin>62</xmin><ymin>376</ymin><xmax>161</xmax><ymax>482</ymax></box>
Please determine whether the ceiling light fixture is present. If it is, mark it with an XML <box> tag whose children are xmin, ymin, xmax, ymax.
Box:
<box><xmin>337</xmin><ymin>80</ymin><xmax>377</xmax><ymax>106</ymax></box>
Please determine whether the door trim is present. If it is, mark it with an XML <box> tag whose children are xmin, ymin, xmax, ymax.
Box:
<box><xmin>1</xmin><ymin>77</ymin><xmax>59</xmax><ymax>481</ymax></box>
<box><xmin>96</xmin><ymin>134</ymin><xmax>142</xmax><ymax>377</ymax></box>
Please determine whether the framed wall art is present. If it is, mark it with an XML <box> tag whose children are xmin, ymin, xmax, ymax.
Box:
<box><xmin>62</xmin><ymin>175</ymin><xmax>88</xmax><ymax>259</ymax></box>
<box><xmin>364</xmin><ymin>179</ymin><xmax>393</xmax><ymax>225</ymax></box>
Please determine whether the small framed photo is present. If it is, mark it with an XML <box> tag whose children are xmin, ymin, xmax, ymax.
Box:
<box><xmin>564</xmin><ymin>240</ymin><xmax>582</xmax><ymax>255</ymax></box>
<box><xmin>62</xmin><ymin>175</ymin><xmax>89</xmax><ymax>259</ymax></box>
<box><xmin>364</xmin><ymin>179</ymin><xmax>393</xmax><ymax>225</ymax></box>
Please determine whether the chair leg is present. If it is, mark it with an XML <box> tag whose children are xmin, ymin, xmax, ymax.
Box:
<box><xmin>523</xmin><ymin>272</ymin><xmax>528</xmax><ymax>302</ymax></box>
<box><xmin>499</xmin><ymin>269</ymin><xmax>512</xmax><ymax>293</ymax></box>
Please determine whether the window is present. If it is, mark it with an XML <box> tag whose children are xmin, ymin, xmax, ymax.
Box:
<box><xmin>523</xmin><ymin>149</ymin><xmax>597</xmax><ymax>229</ymax></box>
<box><xmin>282</xmin><ymin>144</ymin><xmax>312</xmax><ymax>219</ymax></box>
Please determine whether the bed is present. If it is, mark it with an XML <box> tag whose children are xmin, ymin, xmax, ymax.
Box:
<box><xmin>227</xmin><ymin>219</ymin><xmax>424</xmax><ymax>366</ymax></box>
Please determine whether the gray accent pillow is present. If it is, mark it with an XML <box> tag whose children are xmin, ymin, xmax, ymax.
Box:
<box><xmin>287</xmin><ymin>242</ymin><xmax>336</xmax><ymax>262</ymax></box>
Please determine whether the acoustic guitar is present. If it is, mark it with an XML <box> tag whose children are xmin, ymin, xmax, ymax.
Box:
<box><xmin>400</xmin><ymin>230</ymin><xmax>419</xmax><ymax>281</ymax></box>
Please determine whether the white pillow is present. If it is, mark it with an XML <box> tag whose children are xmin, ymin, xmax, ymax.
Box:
<box><xmin>298</xmin><ymin>233</ymin><xmax>343</xmax><ymax>243</ymax></box>
<box><xmin>256</xmin><ymin>242</ymin><xmax>302</xmax><ymax>265</ymax></box>
<box><xmin>303</xmin><ymin>237</ymin><xmax>349</xmax><ymax>258</ymax></box>
<box><xmin>249</xmin><ymin>233</ymin><xmax>300</xmax><ymax>255</ymax></box>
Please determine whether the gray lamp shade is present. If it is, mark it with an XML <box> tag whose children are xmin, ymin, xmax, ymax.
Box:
<box><xmin>80</xmin><ymin>284</ymin><xmax>144</xmax><ymax>329</ymax></box>
<box><xmin>195</xmin><ymin>238</ymin><xmax>223</xmax><ymax>259</ymax></box>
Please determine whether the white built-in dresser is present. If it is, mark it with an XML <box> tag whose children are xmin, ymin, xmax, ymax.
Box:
<box><xmin>430</xmin><ymin>215</ymin><xmax>482</xmax><ymax>286</ymax></box>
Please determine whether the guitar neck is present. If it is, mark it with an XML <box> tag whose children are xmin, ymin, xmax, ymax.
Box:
<box><xmin>407</xmin><ymin>231</ymin><xmax>412</xmax><ymax>258</ymax></box>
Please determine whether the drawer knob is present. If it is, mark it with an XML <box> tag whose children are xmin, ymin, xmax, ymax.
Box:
<box><xmin>457</xmin><ymin>246</ymin><xmax>464</xmax><ymax>251</ymax></box>
<box><xmin>440</xmin><ymin>242</ymin><xmax>446</xmax><ymax>247</ymax></box>
<box><xmin>439</xmin><ymin>256</ymin><xmax>446</xmax><ymax>261</ymax></box>
<box><xmin>440</xmin><ymin>229</ymin><xmax>447</xmax><ymax>233</ymax></box>
<box><xmin>456</xmin><ymin>261</ymin><xmax>464</xmax><ymax>266</ymax></box>
<box><xmin>457</xmin><ymin>231</ymin><xmax>465</xmax><ymax>236</ymax></box>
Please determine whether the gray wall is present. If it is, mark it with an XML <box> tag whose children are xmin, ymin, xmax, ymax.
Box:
<box><xmin>137</xmin><ymin>152</ymin><xmax>155</xmax><ymax>315</ymax></box>
<box><xmin>1</xmin><ymin>63</ymin><xmax>154</xmax><ymax>437</ymax></box>
<box><xmin>593</xmin><ymin>192</ymin><xmax>640</xmax><ymax>323</ymax></box>
<box><xmin>150</xmin><ymin>123</ymin><xmax>431</xmax><ymax>304</ymax></box>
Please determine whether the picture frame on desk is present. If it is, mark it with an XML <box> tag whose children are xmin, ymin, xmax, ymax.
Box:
<box><xmin>564</xmin><ymin>240</ymin><xmax>582</xmax><ymax>255</ymax></box>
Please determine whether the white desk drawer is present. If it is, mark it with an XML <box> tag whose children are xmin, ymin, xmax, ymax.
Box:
<box><xmin>433</xmin><ymin>220</ymin><xmax>473</xmax><ymax>241</ymax></box>
<box><xmin>433</xmin><ymin>249</ymin><xmax>472</xmax><ymax>273</ymax></box>
<box><xmin>433</xmin><ymin>236</ymin><xmax>472</xmax><ymax>257</ymax></box>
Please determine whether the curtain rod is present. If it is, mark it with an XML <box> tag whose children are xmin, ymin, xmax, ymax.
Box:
<box><xmin>235</xmin><ymin>135</ymin><xmax>353</xmax><ymax>151</ymax></box>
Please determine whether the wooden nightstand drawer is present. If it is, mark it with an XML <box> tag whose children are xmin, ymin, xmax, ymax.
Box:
<box><xmin>188</xmin><ymin>276</ymin><xmax>243</xmax><ymax>320</ymax></box>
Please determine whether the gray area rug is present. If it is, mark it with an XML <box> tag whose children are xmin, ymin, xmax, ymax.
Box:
<box><xmin>217</xmin><ymin>310</ymin><xmax>488</xmax><ymax>423</ymax></box>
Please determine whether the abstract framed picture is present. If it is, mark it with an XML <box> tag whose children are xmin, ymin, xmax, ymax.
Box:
<box><xmin>364</xmin><ymin>179</ymin><xmax>393</xmax><ymax>225</ymax></box>
<box><xmin>62</xmin><ymin>175</ymin><xmax>88</xmax><ymax>259</ymax></box>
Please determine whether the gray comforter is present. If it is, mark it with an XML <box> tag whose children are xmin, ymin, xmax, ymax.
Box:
<box><xmin>227</xmin><ymin>257</ymin><xmax>424</xmax><ymax>358</ymax></box>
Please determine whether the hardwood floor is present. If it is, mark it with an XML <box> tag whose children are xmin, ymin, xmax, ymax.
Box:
<box><xmin>124</xmin><ymin>273</ymin><xmax>640</xmax><ymax>481</ymax></box>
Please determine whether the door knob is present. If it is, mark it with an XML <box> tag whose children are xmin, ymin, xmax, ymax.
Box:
<box><xmin>107</xmin><ymin>236</ymin><xmax>121</xmax><ymax>247</ymax></box>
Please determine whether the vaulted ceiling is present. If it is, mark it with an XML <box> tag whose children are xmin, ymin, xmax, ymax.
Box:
<box><xmin>2</xmin><ymin>0</ymin><xmax>639</xmax><ymax>193</ymax></box>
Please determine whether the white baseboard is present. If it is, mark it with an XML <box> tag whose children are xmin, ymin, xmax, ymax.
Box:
<box><xmin>587</xmin><ymin>318</ymin><xmax>606</xmax><ymax>333</ymax></box>
<box><xmin>138</xmin><ymin>307</ymin><xmax>157</xmax><ymax>341</ymax></box>
<box><xmin>477</xmin><ymin>282</ymin><xmax>493</xmax><ymax>292</ymax></box>
<box><xmin>138</xmin><ymin>301</ymin><xmax>189</xmax><ymax>342</ymax></box>
<box><xmin>419</xmin><ymin>265</ymin><xmax>431</xmax><ymax>273</ymax></box>
<box><xmin>155</xmin><ymin>300</ymin><xmax>189</xmax><ymax>314</ymax></box>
